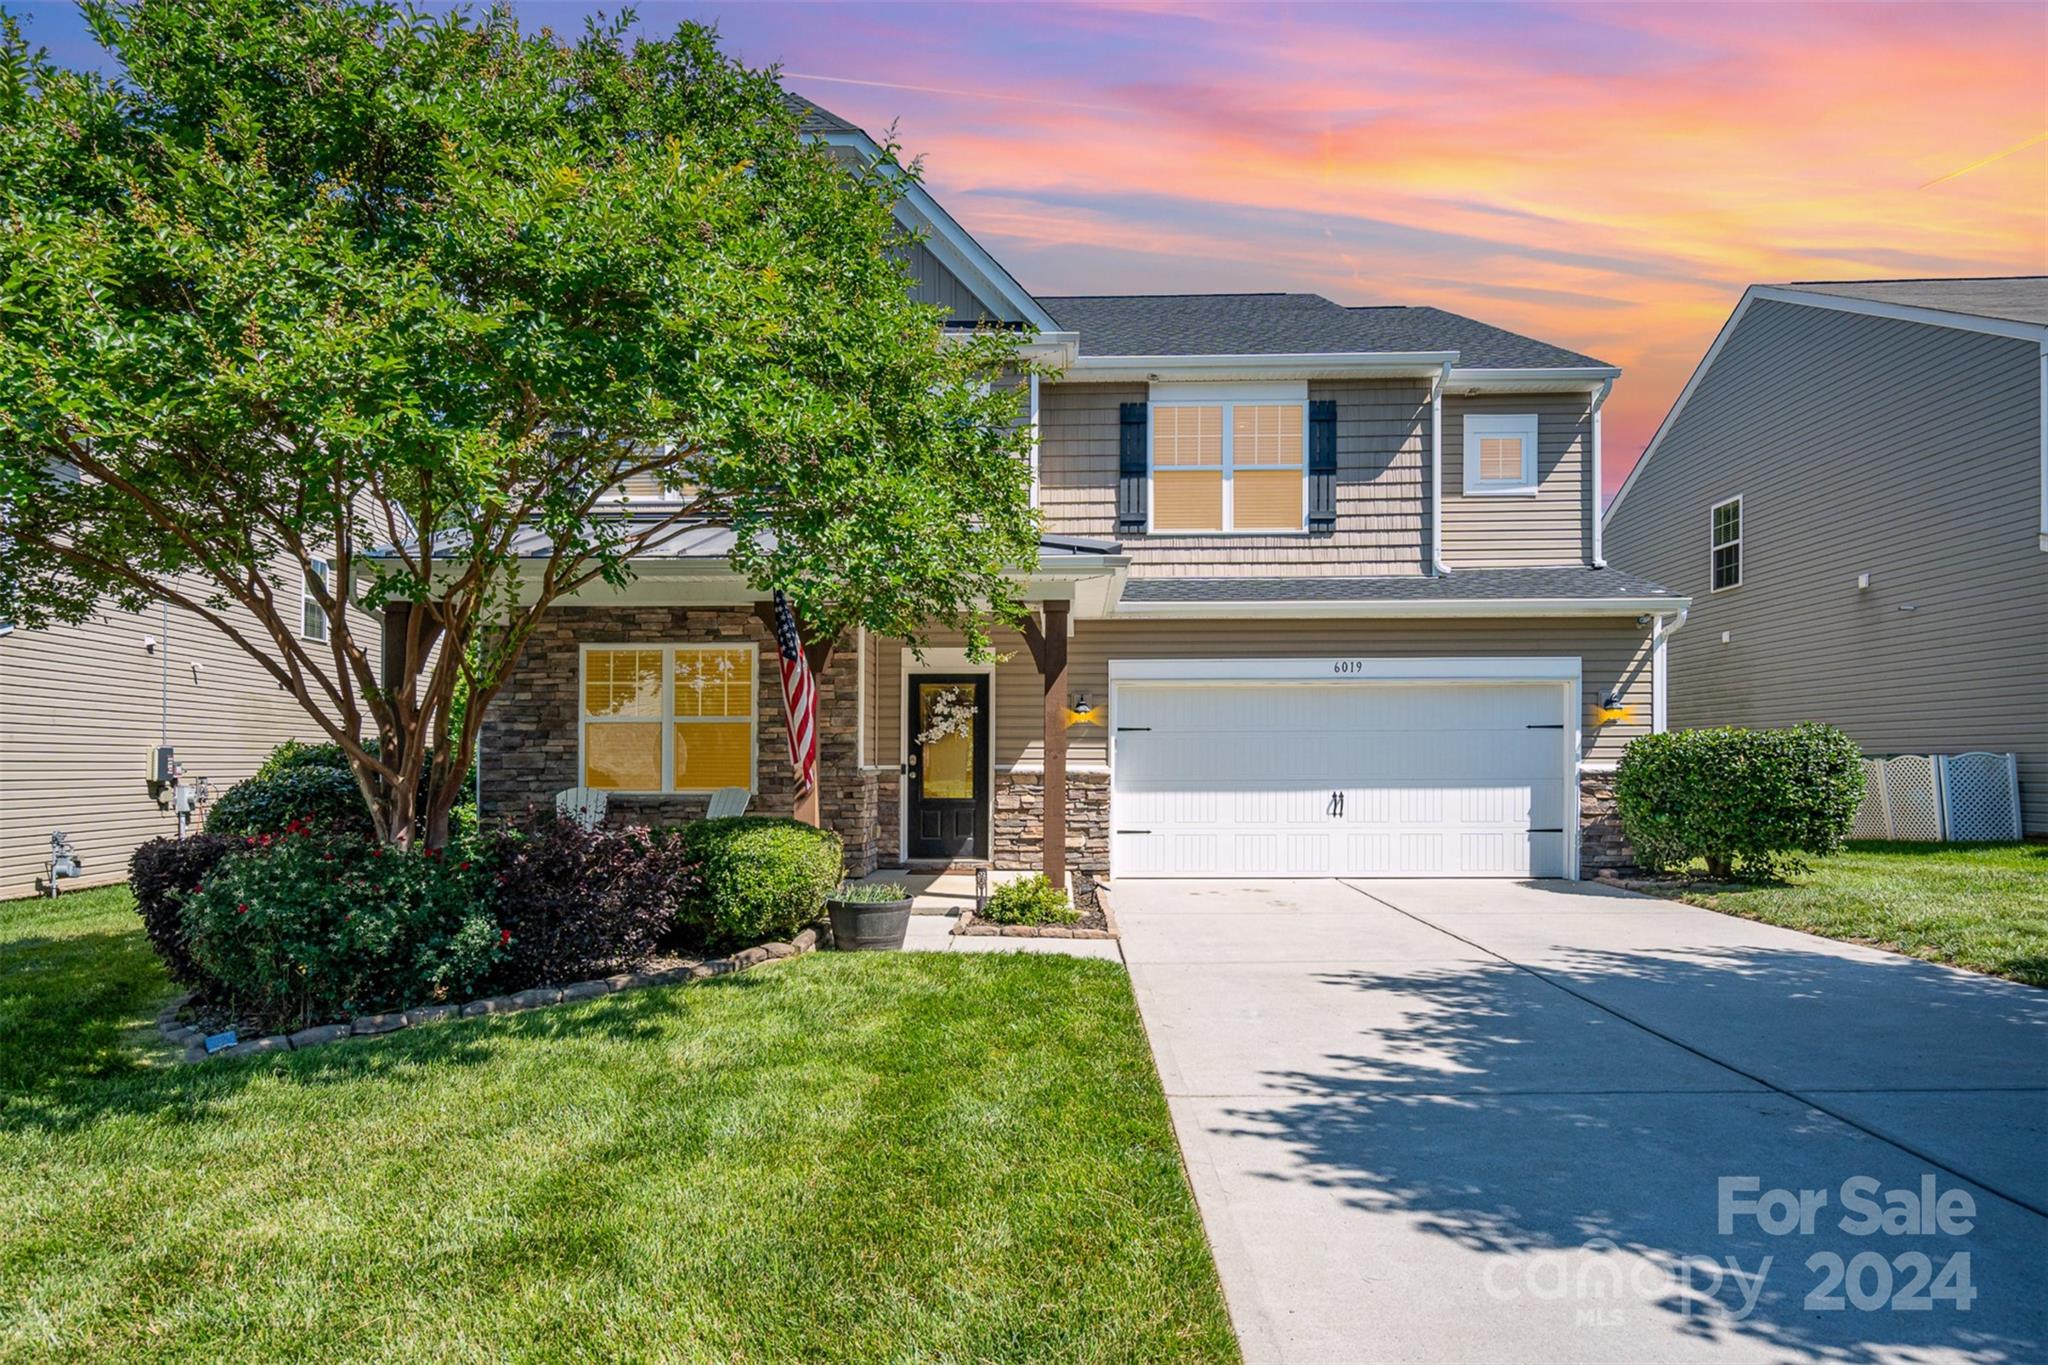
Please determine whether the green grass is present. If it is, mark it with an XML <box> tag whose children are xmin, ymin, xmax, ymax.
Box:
<box><xmin>0</xmin><ymin>887</ymin><xmax>1236</xmax><ymax>1363</ymax></box>
<box><xmin>1658</xmin><ymin>841</ymin><xmax>2048</xmax><ymax>987</ymax></box>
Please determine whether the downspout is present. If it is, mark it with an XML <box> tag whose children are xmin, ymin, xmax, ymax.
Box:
<box><xmin>1028</xmin><ymin>371</ymin><xmax>1042</xmax><ymax>509</ymax></box>
<box><xmin>1429</xmin><ymin>361</ymin><xmax>1451</xmax><ymax>577</ymax></box>
<box><xmin>1589</xmin><ymin>377</ymin><xmax>1614</xmax><ymax>568</ymax></box>
<box><xmin>1651</xmin><ymin>605</ymin><xmax>1689</xmax><ymax>734</ymax></box>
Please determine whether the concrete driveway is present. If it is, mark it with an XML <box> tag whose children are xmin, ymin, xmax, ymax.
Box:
<box><xmin>1116</xmin><ymin>879</ymin><xmax>2048</xmax><ymax>1364</ymax></box>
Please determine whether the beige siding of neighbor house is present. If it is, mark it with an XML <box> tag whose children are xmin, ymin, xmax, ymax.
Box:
<box><xmin>866</xmin><ymin>616</ymin><xmax>1655</xmax><ymax>773</ymax></box>
<box><xmin>0</xmin><ymin>560</ymin><xmax>387</xmax><ymax>899</ymax></box>
<box><xmin>1440</xmin><ymin>391</ymin><xmax>1592</xmax><ymax>567</ymax></box>
<box><xmin>1035</xmin><ymin>380</ymin><xmax>1431</xmax><ymax>577</ymax></box>
<box><xmin>1602</xmin><ymin>297</ymin><xmax>2048</xmax><ymax>834</ymax></box>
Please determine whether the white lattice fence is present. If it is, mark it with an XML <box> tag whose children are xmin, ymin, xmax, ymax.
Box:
<box><xmin>1851</xmin><ymin>753</ymin><xmax>2023</xmax><ymax>842</ymax></box>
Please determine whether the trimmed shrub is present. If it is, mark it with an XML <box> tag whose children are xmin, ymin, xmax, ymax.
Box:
<box><xmin>181</xmin><ymin>834</ymin><xmax>499</xmax><ymax>1028</ymax></box>
<box><xmin>1614</xmin><ymin>723</ymin><xmax>1865</xmax><ymax>879</ymax></box>
<box><xmin>252</xmin><ymin>738</ymin><xmax>355</xmax><ymax>781</ymax></box>
<box><xmin>978</xmin><ymin>873</ymin><xmax>1079</xmax><ymax>926</ymax></box>
<box><xmin>207</xmin><ymin>765</ymin><xmax>375</xmax><ymax>840</ymax></box>
<box><xmin>128</xmin><ymin>834</ymin><xmax>238</xmax><ymax>987</ymax></box>
<box><xmin>479</xmin><ymin>819</ymin><xmax>698</xmax><ymax>988</ymax></box>
<box><xmin>677</xmin><ymin>817</ymin><xmax>842</xmax><ymax>950</ymax></box>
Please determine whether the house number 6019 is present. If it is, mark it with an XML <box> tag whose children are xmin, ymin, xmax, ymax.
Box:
<box><xmin>1332</xmin><ymin>660</ymin><xmax>1369</xmax><ymax>675</ymax></box>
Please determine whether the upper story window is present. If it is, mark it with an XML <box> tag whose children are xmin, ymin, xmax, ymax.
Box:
<box><xmin>1151</xmin><ymin>399</ymin><xmax>1305</xmax><ymax>533</ymax></box>
<box><xmin>301</xmin><ymin>558</ymin><xmax>330</xmax><ymax>642</ymax></box>
<box><xmin>580</xmin><ymin>643</ymin><xmax>757</xmax><ymax>794</ymax></box>
<box><xmin>1710</xmin><ymin>496</ymin><xmax>1742</xmax><ymax>591</ymax></box>
<box><xmin>1462</xmin><ymin>414</ymin><xmax>1540</xmax><ymax>496</ymax></box>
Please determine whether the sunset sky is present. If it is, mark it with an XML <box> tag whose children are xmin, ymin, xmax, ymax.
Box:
<box><xmin>19</xmin><ymin>1</ymin><xmax>2047</xmax><ymax>495</ymax></box>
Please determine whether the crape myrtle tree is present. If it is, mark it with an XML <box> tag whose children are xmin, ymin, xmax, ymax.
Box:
<box><xmin>0</xmin><ymin>2</ymin><xmax>1040</xmax><ymax>848</ymax></box>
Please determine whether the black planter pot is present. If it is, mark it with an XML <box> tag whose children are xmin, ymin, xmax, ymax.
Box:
<box><xmin>828</xmin><ymin>897</ymin><xmax>914</xmax><ymax>951</ymax></box>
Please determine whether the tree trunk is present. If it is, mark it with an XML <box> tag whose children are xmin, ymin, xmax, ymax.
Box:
<box><xmin>1704</xmin><ymin>852</ymin><xmax>1734</xmax><ymax>880</ymax></box>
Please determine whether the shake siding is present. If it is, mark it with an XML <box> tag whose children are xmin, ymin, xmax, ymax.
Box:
<box><xmin>1440</xmin><ymin>392</ymin><xmax>1591</xmax><ymax>566</ymax></box>
<box><xmin>1603</xmin><ymin>298</ymin><xmax>2048</xmax><ymax>833</ymax></box>
<box><xmin>867</xmin><ymin>617</ymin><xmax>1654</xmax><ymax>772</ymax></box>
<box><xmin>0</xmin><ymin>562</ymin><xmax>386</xmax><ymax>898</ymax></box>
<box><xmin>1035</xmin><ymin>380</ymin><xmax>1430</xmax><ymax>577</ymax></box>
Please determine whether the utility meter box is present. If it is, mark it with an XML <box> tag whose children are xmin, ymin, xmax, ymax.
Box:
<box><xmin>149</xmin><ymin>745</ymin><xmax>176</xmax><ymax>785</ymax></box>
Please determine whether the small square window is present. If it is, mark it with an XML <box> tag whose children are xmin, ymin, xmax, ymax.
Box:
<box><xmin>1710</xmin><ymin>497</ymin><xmax>1742</xmax><ymax>592</ymax></box>
<box><xmin>301</xmin><ymin>558</ymin><xmax>330</xmax><ymax>642</ymax></box>
<box><xmin>1461</xmin><ymin>414</ymin><xmax>1540</xmax><ymax>495</ymax></box>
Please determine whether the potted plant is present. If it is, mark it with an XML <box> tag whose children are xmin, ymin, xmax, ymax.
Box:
<box><xmin>827</xmin><ymin>881</ymin><xmax>915</xmax><ymax>951</ymax></box>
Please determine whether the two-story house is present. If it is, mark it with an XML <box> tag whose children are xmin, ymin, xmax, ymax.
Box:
<box><xmin>474</xmin><ymin>95</ymin><xmax>1687</xmax><ymax>884</ymax></box>
<box><xmin>1604</xmin><ymin>277</ymin><xmax>2047</xmax><ymax>836</ymax></box>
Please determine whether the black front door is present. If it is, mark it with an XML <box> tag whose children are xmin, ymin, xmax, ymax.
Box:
<box><xmin>908</xmin><ymin>674</ymin><xmax>989</xmax><ymax>860</ymax></box>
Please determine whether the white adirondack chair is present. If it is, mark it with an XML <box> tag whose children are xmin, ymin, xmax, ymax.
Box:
<box><xmin>555</xmin><ymin>786</ymin><xmax>608</xmax><ymax>832</ymax></box>
<box><xmin>706</xmin><ymin>787</ymin><xmax>752</xmax><ymax>819</ymax></box>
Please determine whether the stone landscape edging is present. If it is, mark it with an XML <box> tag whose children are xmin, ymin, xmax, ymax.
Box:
<box><xmin>157</xmin><ymin>920</ymin><xmax>832</xmax><ymax>1064</ymax></box>
<box><xmin>952</xmin><ymin>879</ymin><xmax>1120</xmax><ymax>940</ymax></box>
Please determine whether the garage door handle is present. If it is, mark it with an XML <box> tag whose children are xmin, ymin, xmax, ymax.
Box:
<box><xmin>1116</xmin><ymin>726</ymin><xmax>1151</xmax><ymax>733</ymax></box>
<box><xmin>1116</xmin><ymin>829</ymin><xmax>1151</xmax><ymax>835</ymax></box>
<box><xmin>1526</xmin><ymin>724</ymin><xmax>1564</xmax><ymax>730</ymax></box>
<box><xmin>1327</xmin><ymin>791</ymin><xmax>1344</xmax><ymax>817</ymax></box>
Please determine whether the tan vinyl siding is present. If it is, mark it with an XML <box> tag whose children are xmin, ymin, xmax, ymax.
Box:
<box><xmin>1036</xmin><ymin>379</ymin><xmax>1428</xmax><ymax>576</ymax></box>
<box><xmin>1440</xmin><ymin>392</ymin><xmax>1591</xmax><ymax>567</ymax></box>
<box><xmin>867</xmin><ymin>616</ymin><xmax>1655</xmax><ymax>773</ymax></box>
<box><xmin>0</xmin><ymin>560</ymin><xmax>386</xmax><ymax>898</ymax></box>
<box><xmin>1603</xmin><ymin>297</ymin><xmax>2048</xmax><ymax>833</ymax></box>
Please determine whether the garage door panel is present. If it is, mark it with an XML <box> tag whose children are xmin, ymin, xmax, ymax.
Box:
<box><xmin>1112</xmin><ymin>677</ymin><xmax>1574</xmax><ymax>879</ymax></box>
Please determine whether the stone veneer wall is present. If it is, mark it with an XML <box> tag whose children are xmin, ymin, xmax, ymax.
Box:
<box><xmin>482</xmin><ymin>606</ymin><xmax>878</xmax><ymax>876</ymax></box>
<box><xmin>992</xmin><ymin>770</ymin><xmax>1110</xmax><ymax>877</ymax></box>
<box><xmin>1579</xmin><ymin>771</ymin><xmax>1632</xmax><ymax>874</ymax></box>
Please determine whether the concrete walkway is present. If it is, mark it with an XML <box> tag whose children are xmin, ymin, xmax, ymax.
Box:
<box><xmin>1117</xmin><ymin>879</ymin><xmax>2048</xmax><ymax>1364</ymax></box>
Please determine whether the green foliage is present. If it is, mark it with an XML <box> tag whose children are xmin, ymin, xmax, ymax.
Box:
<box><xmin>181</xmin><ymin>834</ymin><xmax>499</xmax><ymax>1028</ymax></box>
<box><xmin>206</xmin><ymin>766</ymin><xmax>375</xmax><ymax>840</ymax></box>
<box><xmin>678</xmin><ymin>817</ymin><xmax>842</xmax><ymax>949</ymax></box>
<box><xmin>1614</xmin><ymin>724</ymin><xmax>1866</xmax><ymax>879</ymax></box>
<box><xmin>831</xmin><ymin>881</ymin><xmax>911</xmax><ymax>904</ymax></box>
<box><xmin>979</xmin><ymin>874</ymin><xmax>1079</xmax><ymax>926</ymax></box>
<box><xmin>0</xmin><ymin>1</ymin><xmax>1040</xmax><ymax>845</ymax></box>
<box><xmin>253</xmin><ymin>739</ymin><xmax>356</xmax><ymax>782</ymax></box>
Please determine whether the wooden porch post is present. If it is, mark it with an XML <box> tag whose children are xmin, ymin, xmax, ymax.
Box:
<box><xmin>1038</xmin><ymin>601</ymin><xmax>1070</xmax><ymax>889</ymax></box>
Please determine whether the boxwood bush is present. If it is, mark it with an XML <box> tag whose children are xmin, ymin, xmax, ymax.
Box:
<box><xmin>479</xmin><ymin>819</ymin><xmax>699</xmax><ymax>988</ymax></box>
<box><xmin>1614</xmin><ymin>723</ymin><xmax>1865</xmax><ymax>879</ymax></box>
<box><xmin>128</xmin><ymin>834</ymin><xmax>238</xmax><ymax>987</ymax></box>
<box><xmin>207</xmin><ymin>765</ymin><xmax>376</xmax><ymax>840</ymax></box>
<box><xmin>181</xmin><ymin>834</ymin><xmax>500</xmax><ymax>1028</ymax></box>
<box><xmin>677</xmin><ymin>817</ymin><xmax>842</xmax><ymax>950</ymax></box>
<box><xmin>979</xmin><ymin>873</ymin><xmax>1079</xmax><ymax>926</ymax></box>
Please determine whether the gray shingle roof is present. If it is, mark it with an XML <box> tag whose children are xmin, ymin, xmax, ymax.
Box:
<box><xmin>1036</xmin><ymin>293</ymin><xmax>1609</xmax><ymax>368</ymax></box>
<box><xmin>1120</xmin><ymin>566</ymin><xmax>1677</xmax><ymax>605</ymax></box>
<box><xmin>782</xmin><ymin>90</ymin><xmax>862</xmax><ymax>136</ymax></box>
<box><xmin>1779</xmin><ymin>277</ymin><xmax>2048</xmax><ymax>328</ymax></box>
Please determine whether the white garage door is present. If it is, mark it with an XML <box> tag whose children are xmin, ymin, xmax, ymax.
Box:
<box><xmin>1112</xmin><ymin>680</ymin><xmax>1572</xmax><ymax>878</ymax></box>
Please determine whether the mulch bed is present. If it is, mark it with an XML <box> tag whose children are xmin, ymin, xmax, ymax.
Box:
<box><xmin>158</xmin><ymin>923</ymin><xmax>830</xmax><ymax>1063</ymax></box>
<box><xmin>953</xmin><ymin>880</ymin><xmax>1118</xmax><ymax>940</ymax></box>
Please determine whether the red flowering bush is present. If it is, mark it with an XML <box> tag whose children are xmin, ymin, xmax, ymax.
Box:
<box><xmin>181</xmin><ymin>832</ymin><xmax>500</xmax><ymax>1029</ymax></box>
<box><xmin>478</xmin><ymin>818</ymin><xmax>699</xmax><ymax>989</ymax></box>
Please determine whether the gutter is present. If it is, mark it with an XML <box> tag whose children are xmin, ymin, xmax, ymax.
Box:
<box><xmin>1112</xmin><ymin>595</ymin><xmax>1690</xmax><ymax>621</ymax></box>
<box><xmin>1069</xmin><ymin>350</ymin><xmax>1460</xmax><ymax>384</ymax></box>
<box><xmin>1429</xmin><ymin>361</ymin><xmax>1451</xmax><ymax>577</ymax></box>
<box><xmin>1589</xmin><ymin>376</ymin><xmax>1614</xmax><ymax>568</ymax></box>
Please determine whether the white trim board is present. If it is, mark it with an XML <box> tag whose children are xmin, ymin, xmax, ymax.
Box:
<box><xmin>1606</xmin><ymin>283</ymin><xmax>2048</xmax><ymax>529</ymax></box>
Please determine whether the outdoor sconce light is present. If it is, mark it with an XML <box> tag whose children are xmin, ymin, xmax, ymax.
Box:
<box><xmin>1592</xmin><ymin>690</ymin><xmax>1634</xmax><ymax>725</ymax></box>
<box><xmin>1063</xmin><ymin>693</ymin><xmax>1100</xmax><ymax>728</ymax></box>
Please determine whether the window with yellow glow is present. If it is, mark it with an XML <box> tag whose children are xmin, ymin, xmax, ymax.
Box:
<box><xmin>581</xmin><ymin>644</ymin><xmax>756</xmax><ymax>792</ymax></box>
<box><xmin>1150</xmin><ymin>400</ymin><xmax>1304</xmax><ymax>532</ymax></box>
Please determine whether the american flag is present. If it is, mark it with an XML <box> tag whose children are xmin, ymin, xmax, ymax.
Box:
<box><xmin>771</xmin><ymin>591</ymin><xmax>818</xmax><ymax>797</ymax></box>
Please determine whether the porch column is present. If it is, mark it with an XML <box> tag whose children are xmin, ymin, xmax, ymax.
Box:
<box><xmin>1037</xmin><ymin>601</ymin><xmax>1070</xmax><ymax>889</ymax></box>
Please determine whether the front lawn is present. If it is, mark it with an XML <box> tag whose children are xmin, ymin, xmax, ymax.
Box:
<box><xmin>0</xmin><ymin>887</ymin><xmax>1236</xmax><ymax>1362</ymax></box>
<box><xmin>1655</xmin><ymin>841</ymin><xmax>2048</xmax><ymax>987</ymax></box>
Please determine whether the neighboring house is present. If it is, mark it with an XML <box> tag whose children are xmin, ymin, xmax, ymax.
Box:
<box><xmin>0</xmin><ymin>558</ymin><xmax>387</xmax><ymax>899</ymax></box>
<box><xmin>1604</xmin><ymin>277</ymin><xmax>2048</xmax><ymax>835</ymax></box>
<box><xmin>472</xmin><ymin>94</ymin><xmax>1688</xmax><ymax>884</ymax></box>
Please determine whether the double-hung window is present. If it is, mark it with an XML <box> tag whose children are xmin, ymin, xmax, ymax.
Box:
<box><xmin>581</xmin><ymin>644</ymin><xmax>757</xmax><ymax>793</ymax></box>
<box><xmin>301</xmin><ymin>558</ymin><xmax>330</xmax><ymax>642</ymax></box>
<box><xmin>1150</xmin><ymin>397</ymin><xmax>1305</xmax><ymax>532</ymax></box>
<box><xmin>1710</xmin><ymin>496</ymin><xmax>1742</xmax><ymax>591</ymax></box>
<box><xmin>1462</xmin><ymin>414</ymin><xmax>1541</xmax><ymax>495</ymax></box>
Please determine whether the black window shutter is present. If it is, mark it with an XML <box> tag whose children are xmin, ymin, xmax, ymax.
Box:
<box><xmin>1117</xmin><ymin>401</ymin><xmax>1148</xmax><ymax>534</ymax></box>
<box><xmin>1308</xmin><ymin>399</ymin><xmax>1337</xmax><ymax>530</ymax></box>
